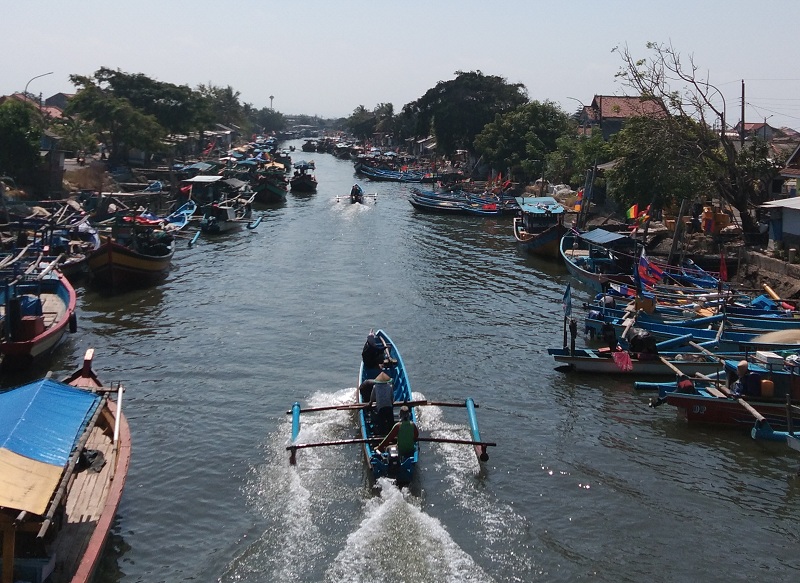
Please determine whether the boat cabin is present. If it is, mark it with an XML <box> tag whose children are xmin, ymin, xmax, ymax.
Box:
<box><xmin>515</xmin><ymin>196</ymin><xmax>566</xmax><ymax>233</ymax></box>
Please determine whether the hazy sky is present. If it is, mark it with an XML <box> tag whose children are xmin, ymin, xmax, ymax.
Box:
<box><xmin>4</xmin><ymin>0</ymin><xmax>800</xmax><ymax>130</ymax></box>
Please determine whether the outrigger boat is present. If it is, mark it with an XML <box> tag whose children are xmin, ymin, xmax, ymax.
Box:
<box><xmin>336</xmin><ymin>184</ymin><xmax>377</xmax><ymax>204</ymax></box>
<box><xmin>287</xmin><ymin>329</ymin><xmax>496</xmax><ymax>486</ymax></box>
<box><xmin>0</xmin><ymin>348</ymin><xmax>130</xmax><ymax>583</ymax></box>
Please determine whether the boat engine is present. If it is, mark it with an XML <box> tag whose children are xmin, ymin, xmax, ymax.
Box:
<box><xmin>386</xmin><ymin>445</ymin><xmax>400</xmax><ymax>477</ymax></box>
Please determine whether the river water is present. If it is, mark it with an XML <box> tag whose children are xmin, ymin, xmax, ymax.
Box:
<box><xmin>8</xmin><ymin>139</ymin><xmax>800</xmax><ymax>582</ymax></box>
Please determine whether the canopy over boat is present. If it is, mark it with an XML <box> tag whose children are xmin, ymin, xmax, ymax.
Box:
<box><xmin>0</xmin><ymin>379</ymin><xmax>101</xmax><ymax>515</ymax></box>
<box><xmin>515</xmin><ymin>196</ymin><xmax>565</xmax><ymax>215</ymax></box>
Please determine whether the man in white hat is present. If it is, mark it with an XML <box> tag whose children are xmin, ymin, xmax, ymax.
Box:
<box><xmin>368</xmin><ymin>371</ymin><xmax>394</xmax><ymax>435</ymax></box>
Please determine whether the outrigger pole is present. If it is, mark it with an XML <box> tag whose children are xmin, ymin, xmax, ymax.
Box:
<box><xmin>288</xmin><ymin>398</ymin><xmax>496</xmax><ymax>465</ymax></box>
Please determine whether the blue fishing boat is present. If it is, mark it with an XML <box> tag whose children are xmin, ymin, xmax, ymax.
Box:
<box><xmin>513</xmin><ymin>196</ymin><xmax>568</xmax><ymax>259</ymax></box>
<box><xmin>560</xmin><ymin>229</ymin><xmax>639</xmax><ymax>292</ymax></box>
<box><xmin>356</xmin><ymin>163</ymin><xmax>424</xmax><ymax>183</ymax></box>
<box><xmin>287</xmin><ymin>329</ymin><xmax>495</xmax><ymax>487</ymax></box>
<box><xmin>409</xmin><ymin>192</ymin><xmax>502</xmax><ymax>216</ymax></box>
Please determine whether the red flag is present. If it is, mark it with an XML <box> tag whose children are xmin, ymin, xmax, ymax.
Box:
<box><xmin>719</xmin><ymin>253</ymin><xmax>728</xmax><ymax>282</ymax></box>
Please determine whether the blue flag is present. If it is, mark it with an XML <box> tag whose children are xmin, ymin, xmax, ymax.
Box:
<box><xmin>562</xmin><ymin>283</ymin><xmax>572</xmax><ymax>318</ymax></box>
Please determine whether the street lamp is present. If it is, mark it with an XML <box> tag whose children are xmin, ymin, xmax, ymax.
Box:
<box><xmin>23</xmin><ymin>71</ymin><xmax>53</xmax><ymax>105</ymax></box>
<box><xmin>565</xmin><ymin>96</ymin><xmax>588</xmax><ymax>134</ymax></box>
<box><xmin>763</xmin><ymin>115</ymin><xmax>773</xmax><ymax>141</ymax></box>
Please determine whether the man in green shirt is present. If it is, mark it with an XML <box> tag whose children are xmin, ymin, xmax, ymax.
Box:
<box><xmin>377</xmin><ymin>406</ymin><xmax>418</xmax><ymax>458</ymax></box>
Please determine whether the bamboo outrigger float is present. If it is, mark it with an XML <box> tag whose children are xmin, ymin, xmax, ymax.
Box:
<box><xmin>287</xmin><ymin>329</ymin><xmax>495</xmax><ymax>486</ymax></box>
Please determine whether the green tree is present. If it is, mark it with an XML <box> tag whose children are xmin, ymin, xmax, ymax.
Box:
<box><xmin>0</xmin><ymin>100</ymin><xmax>44</xmax><ymax>185</ymax></box>
<box><xmin>605</xmin><ymin>115</ymin><xmax>713</xmax><ymax>211</ymax></box>
<box><xmin>614</xmin><ymin>42</ymin><xmax>771</xmax><ymax>233</ymax></box>
<box><xmin>50</xmin><ymin>113</ymin><xmax>96</xmax><ymax>155</ymax></box>
<box><xmin>251</xmin><ymin>106</ymin><xmax>286</xmax><ymax>134</ymax></box>
<box><xmin>406</xmin><ymin>71</ymin><xmax>528</xmax><ymax>158</ymax></box>
<box><xmin>196</xmin><ymin>83</ymin><xmax>246</xmax><ymax>129</ymax></box>
<box><xmin>66</xmin><ymin>77</ymin><xmax>165</xmax><ymax>163</ymax></box>
<box><xmin>346</xmin><ymin>105</ymin><xmax>376</xmax><ymax>140</ymax></box>
<box><xmin>549</xmin><ymin>132</ymin><xmax>612</xmax><ymax>187</ymax></box>
<box><xmin>94</xmin><ymin>67</ymin><xmax>211</xmax><ymax>135</ymax></box>
<box><xmin>474</xmin><ymin>100</ymin><xmax>572</xmax><ymax>183</ymax></box>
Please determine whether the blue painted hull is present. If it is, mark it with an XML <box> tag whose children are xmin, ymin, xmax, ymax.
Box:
<box><xmin>358</xmin><ymin>330</ymin><xmax>418</xmax><ymax>484</ymax></box>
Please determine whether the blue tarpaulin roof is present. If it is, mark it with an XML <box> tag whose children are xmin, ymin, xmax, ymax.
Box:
<box><xmin>578</xmin><ymin>228</ymin><xmax>632</xmax><ymax>246</ymax></box>
<box><xmin>0</xmin><ymin>379</ymin><xmax>100</xmax><ymax>466</ymax></box>
<box><xmin>515</xmin><ymin>196</ymin><xmax>565</xmax><ymax>214</ymax></box>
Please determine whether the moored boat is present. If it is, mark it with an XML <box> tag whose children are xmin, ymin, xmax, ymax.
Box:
<box><xmin>642</xmin><ymin>372</ymin><xmax>800</xmax><ymax>440</ymax></box>
<box><xmin>513</xmin><ymin>196</ymin><xmax>568</xmax><ymax>259</ymax></box>
<box><xmin>199</xmin><ymin>192</ymin><xmax>255</xmax><ymax>234</ymax></box>
<box><xmin>0</xmin><ymin>262</ymin><xmax>77</xmax><ymax>370</ymax></box>
<box><xmin>548</xmin><ymin>346</ymin><xmax>724</xmax><ymax>376</ymax></box>
<box><xmin>0</xmin><ymin>348</ymin><xmax>131</xmax><ymax>583</ymax></box>
<box><xmin>289</xmin><ymin>161</ymin><xmax>318</xmax><ymax>193</ymax></box>
<box><xmin>560</xmin><ymin>229</ymin><xmax>638</xmax><ymax>293</ymax></box>
<box><xmin>88</xmin><ymin>218</ymin><xmax>176</xmax><ymax>289</ymax></box>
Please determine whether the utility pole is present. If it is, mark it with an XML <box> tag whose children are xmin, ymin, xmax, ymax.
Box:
<box><xmin>740</xmin><ymin>79</ymin><xmax>746</xmax><ymax>147</ymax></box>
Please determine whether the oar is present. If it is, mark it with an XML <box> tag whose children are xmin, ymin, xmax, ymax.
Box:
<box><xmin>289</xmin><ymin>436</ymin><xmax>381</xmax><ymax>465</ymax></box>
<box><xmin>417</xmin><ymin>437</ymin><xmax>497</xmax><ymax>448</ymax></box>
<box><xmin>188</xmin><ymin>230</ymin><xmax>201</xmax><ymax>247</ymax></box>
<box><xmin>286</xmin><ymin>399</ymin><xmax>430</xmax><ymax>415</ymax></box>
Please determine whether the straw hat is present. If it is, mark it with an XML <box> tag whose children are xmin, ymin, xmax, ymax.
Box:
<box><xmin>375</xmin><ymin>371</ymin><xmax>391</xmax><ymax>382</ymax></box>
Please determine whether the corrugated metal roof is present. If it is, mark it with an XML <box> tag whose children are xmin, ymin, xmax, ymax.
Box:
<box><xmin>579</xmin><ymin>228</ymin><xmax>631</xmax><ymax>245</ymax></box>
<box><xmin>761</xmin><ymin>197</ymin><xmax>800</xmax><ymax>209</ymax></box>
<box><xmin>184</xmin><ymin>175</ymin><xmax>223</xmax><ymax>183</ymax></box>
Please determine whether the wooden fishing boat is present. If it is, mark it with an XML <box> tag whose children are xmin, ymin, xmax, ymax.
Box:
<box><xmin>287</xmin><ymin>329</ymin><xmax>495</xmax><ymax>487</ymax></box>
<box><xmin>641</xmin><ymin>371</ymin><xmax>800</xmax><ymax>440</ymax></box>
<box><xmin>289</xmin><ymin>161</ymin><xmax>318</xmax><ymax>193</ymax></box>
<box><xmin>0</xmin><ymin>348</ymin><xmax>130</xmax><ymax>583</ymax></box>
<box><xmin>87</xmin><ymin>218</ymin><xmax>176</xmax><ymax>289</ymax></box>
<box><xmin>559</xmin><ymin>229</ymin><xmax>638</xmax><ymax>293</ymax></box>
<box><xmin>409</xmin><ymin>193</ymin><xmax>502</xmax><ymax>216</ymax></box>
<box><xmin>199</xmin><ymin>192</ymin><xmax>255</xmax><ymax>234</ymax></box>
<box><xmin>513</xmin><ymin>196</ymin><xmax>568</xmax><ymax>259</ymax></box>
<box><xmin>548</xmin><ymin>346</ymin><xmax>724</xmax><ymax>376</ymax></box>
<box><xmin>1</xmin><ymin>262</ymin><xmax>77</xmax><ymax>370</ymax></box>
<box><xmin>252</xmin><ymin>169</ymin><xmax>288</xmax><ymax>203</ymax></box>
<box><xmin>356</xmin><ymin>163</ymin><xmax>424</xmax><ymax>183</ymax></box>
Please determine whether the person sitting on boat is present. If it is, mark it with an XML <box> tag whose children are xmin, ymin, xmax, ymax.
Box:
<box><xmin>358</xmin><ymin>369</ymin><xmax>390</xmax><ymax>402</ymax></box>
<box><xmin>731</xmin><ymin>360</ymin><xmax>761</xmax><ymax>398</ymax></box>
<box><xmin>377</xmin><ymin>406</ymin><xmax>418</xmax><ymax>458</ymax></box>
<box><xmin>362</xmin><ymin>331</ymin><xmax>385</xmax><ymax>375</ymax></box>
<box><xmin>601</xmin><ymin>321</ymin><xmax>619</xmax><ymax>352</ymax></box>
<box><xmin>369</xmin><ymin>372</ymin><xmax>395</xmax><ymax>435</ymax></box>
<box><xmin>350</xmin><ymin>184</ymin><xmax>363</xmax><ymax>197</ymax></box>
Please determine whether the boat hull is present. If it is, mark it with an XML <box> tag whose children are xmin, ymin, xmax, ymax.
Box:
<box><xmin>515</xmin><ymin>220</ymin><xmax>567</xmax><ymax>259</ymax></box>
<box><xmin>88</xmin><ymin>238</ymin><xmax>174</xmax><ymax>289</ymax></box>
<box><xmin>559</xmin><ymin>232</ymin><xmax>636</xmax><ymax>293</ymax></box>
<box><xmin>0</xmin><ymin>271</ymin><xmax>77</xmax><ymax>368</ymax></box>
<box><xmin>664</xmin><ymin>390</ymin><xmax>799</xmax><ymax>430</ymax></box>
<box><xmin>357</xmin><ymin>330</ymin><xmax>418</xmax><ymax>485</ymax></box>
<box><xmin>549</xmin><ymin>348</ymin><xmax>723</xmax><ymax>376</ymax></box>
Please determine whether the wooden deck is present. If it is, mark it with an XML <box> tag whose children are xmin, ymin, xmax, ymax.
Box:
<box><xmin>50</xmin><ymin>424</ymin><xmax>115</xmax><ymax>583</ymax></box>
<box><xmin>40</xmin><ymin>292</ymin><xmax>67</xmax><ymax>328</ymax></box>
